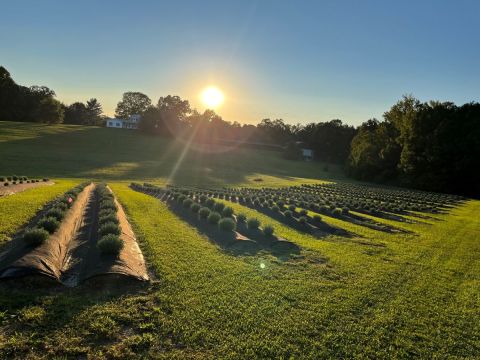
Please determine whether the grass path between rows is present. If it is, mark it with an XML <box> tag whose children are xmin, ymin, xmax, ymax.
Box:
<box><xmin>0</xmin><ymin>183</ymin><xmax>478</xmax><ymax>358</ymax></box>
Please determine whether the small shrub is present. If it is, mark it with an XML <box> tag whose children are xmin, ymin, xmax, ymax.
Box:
<box><xmin>54</xmin><ymin>202</ymin><xmax>68</xmax><ymax>211</ymax></box>
<box><xmin>3</xmin><ymin>182</ymin><xmax>8</xmax><ymax>187</ymax></box>
<box><xmin>99</xmin><ymin>222</ymin><xmax>121</xmax><ymax>237</ymax></box>
<box><xmin>199</xmin><ymin>195</ymin><xmax>207</xmax><ymax>203</ymax></box>
<box><xmin>199</xmin><ymin>207</ymin><xmax>211</xmax><ymax>219</ymax></box>
<box><xmin>332</xmin><ymin>208</ymin><xmax>342</xmax><ymax>216</ymax></box>
<box><xmin>284</xmin><ymin>210</ymin><xmax>293</xmax><ymax>218</ymax></box>
<box><xmin>214</xmin><ymin>202</ymin><xmax>225</xmax><ymax>212</ymax></box>
<box><xmin>299</xmin><ymin>209</ymin><xmax>308</xmax><ymax>216</ymax></box>
<box><xmin>43</xmin><ymin>178</ymin><xmax>49</xmax><ymax>182</ymax></box>
<box><xmin>100</xmin><ymin>200</ymin><xmax>117</xmax><ymax>211</ymax></box>
<box><xmin>276</xmin><ymin>200</ymin><xmax>284</xmax><ymax>208</ymax></box>
<box><xmin>37</xmin><ymin>217</ymin><xmax>60</xmax><ymax>234</ymax></box>
<box><xmin>313</xmin><ymin>214</ymin><xmax>322</xmax><ymax>223</ymax></box>
<box><xmin>0</xmin><ymin>176</ymin><xmax>4</xmax><ymax>182</ymax></box>
<box><xmin>206</xmin><ymin>198</ymin><xmax>215</xmax><ymax>208</ymax></box>
<box><xmin>12</xmin><ymin>175</ymin><xmax>18</xmax><ymax>181</ymax></box>
<box><xmin>288</xmin><ymin>204</ymin><xmax>296</xmax><ymax>212</ymax></box>
<box><xmin>218</xmin><ymin>218</ymin><xmax>236</xmax><ymax>232</ymax></box>
<box><xmin>298</xmin><ymin>216</ymin><xmax>308</xmax><ymax>224</ymax></box>
<box><xmin>263</xmin><ymin>225</ymin><xmax>274</xmax><ymax>236</ymax></box>
<box><xmin>222</xmin><ymin>206</ymin><xmax>234</xmax><ymax>217</ymax></box>
<box><xmin>247</xmin><ymin>217</ymin><xmax>260</xmax><ymax>229</ymax></box>
<box><xmin>207</xmin><ymin>212</ymin><xmax>221</xmax><ymax>225</ymax></box>
<box><xmin>271</xmin><ymin>205</ymin><xmax>280</xmax><ymax>212</ymax></box>
<box><xmin>46</xmin><ymin>208</ymin><xmax>65</xmax><ymax>221</ymax></box>
<box><xmin>177</xmin><ymin>194</ymin><xmax>186</xmax><ymax>203</ymax></box>
<box><xmin>97</xmin><ymin>234</ymin><xmax>124</xmax><ymax>256</ymax></box>
<box><xmin>99</xmin><ymin>208</ymin><xmax>115</xmax><ymax>219</ymax></box>
<box><xmin>342</xmin><ymin>207</ymin><xmax>350</xmax><ymax>215</ymax></box>
<box><xmin>99</xmin><ymin>213</ymin><xmax>119</xmax><ymax>226</ymax></box>
<box><xmin>190</xmin><ymin>203</ymin><xmax>201</xmax><ymax>213</ymax></box>
<box><xmin>23</xmin><ymin>228</ymin><xmax>49</xmax><ymax>246</ymax></box>
<box><xmin>183</xmin><ymin>198</ymin><xmax>193</xmax><ymax>208</ymax></box>
<box><xmin>236</xmin><ymin>213</ymin><xmax>247</xmax><ymax>223</ymax></box>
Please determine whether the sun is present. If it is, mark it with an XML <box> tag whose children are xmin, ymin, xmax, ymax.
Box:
<box><xmin>201</xmin><ymin>86</ymin><xmax>224</xmax><ymax>108</ymax></box>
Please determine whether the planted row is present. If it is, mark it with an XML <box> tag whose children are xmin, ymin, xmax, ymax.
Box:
<box><xmin>2</xmin><ymin>175</ymin><xmax>49</xmax><ymax>187</ymax></box>
<box><xmin>168</xmin><ymin>187</ymin><xmax>276</xmax><ymax>237</ymax></box>
<box><xmin>23</xmin><ymin>182</ymin><xmax>89</xmax><ymax>246</ymax></box>
<box><xmin>96</xmin><ymin>184</ymin><xmax>124</xmax><ymax>256</ymax></box>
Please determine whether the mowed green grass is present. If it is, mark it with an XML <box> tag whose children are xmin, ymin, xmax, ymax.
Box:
<box><xmin>0</xmin><ymin>121</ymin><xmax>339</xmax><ymax>187</ymax></box>
<box><xmin>0</xmin><ymin>179</ymin><xmax>80</xmax><ymax>245</ymax></box>
<box><xmin>0</xmin><ymin>122</ymin><xmax>479</xmax><ymax>358</ymax></box>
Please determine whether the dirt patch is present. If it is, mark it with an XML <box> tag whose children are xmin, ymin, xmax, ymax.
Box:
<box><xmin>0</xmin><ymin>181</ymin><xmax>54</xmax><ymax>197</ymax></box>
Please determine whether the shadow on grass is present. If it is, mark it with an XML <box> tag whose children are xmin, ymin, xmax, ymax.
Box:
<box><xmin>232</xmin><ymin>201</ymin><xmax>358</xmax><ymax>239</ymax></box>
<box><xmin>166</xmin><ymin>201</ymin><xmax>301</xmax><ymax>258</ymax></box>
<box><xmin>0</xmin><ymin>122</ymin><xmax>342</xmax><ymax>186</ymax></box>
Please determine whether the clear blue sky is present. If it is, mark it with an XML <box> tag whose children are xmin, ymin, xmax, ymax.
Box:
<box><xmin>1</xmin><ymin>0</ymin><xmax>479</xmax><ymax>125</ymax></box>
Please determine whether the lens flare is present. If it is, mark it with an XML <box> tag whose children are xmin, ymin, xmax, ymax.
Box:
<box><xmin>201</xmin><ymin>86</ymin><xmax>224</xmax><ymax>108</ymax></box>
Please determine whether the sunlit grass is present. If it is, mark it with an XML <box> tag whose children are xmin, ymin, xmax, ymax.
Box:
<box><xmin>0</xmin><ymin>121</ymin><xmax>479</xmax><ymax>358</ymax></box>
<box><xmin>0</xmin><ymin>179</ymin><xmax>80</xmax><ymax>244</ymax></box>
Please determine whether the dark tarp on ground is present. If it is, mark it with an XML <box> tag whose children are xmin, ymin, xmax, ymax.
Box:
<box><xmin>0</xmin><ymin>183</ymin><xmax>149</xmax><ymax>286</ymax></box>
<box><xmin>0</xmin><ymin>183</ymin><xmax>94</xmax><ymax>281</ymax></box>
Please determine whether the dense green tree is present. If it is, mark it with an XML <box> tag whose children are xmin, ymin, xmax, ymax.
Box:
<box><xmin>348</xmin><ymin>96</ymin><xmax>480</xmax><ymax>196</ymax></box>
<box><xmin>283</xmin><ymin>141</ymin><xmax>303</xmax><ymax>160</ymax></box>
<box><xmin>115</xmin><ymin>92</ymin><xmax>151</xmax><ymax>119</ymax></box>
<box><xmin>64</xmin><ymin>102</ymin><xmax>88</xmax><ymax>124</ymax></box>
<box><xmin>85</xmin><ymin>98</ymin><xmax>103</xmax><ymax>125</ymax></box>
<box><xmin>297</xmin><ymin>119</ymin><xmax>356</xmax><ymax>163</ymax></box>
<box><xmin>32</xmin><ymin>97</ymin><xmax>64</xmax><ymax>124</ymax></box>
<box><xmin>257</xmin><ymin>118</ymin><xmax>296</xmax><ymax>144</ymax></box>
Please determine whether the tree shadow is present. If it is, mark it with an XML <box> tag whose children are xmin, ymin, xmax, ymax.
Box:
<box><xmin>230</xmin><ymin>201</ymin><xmax>358</xmax><ymax>239</ymax></box>
<box><xmin>0</xmin><ymin>123</ymin><xmax>343</xmax><ymax>186</ymax></box>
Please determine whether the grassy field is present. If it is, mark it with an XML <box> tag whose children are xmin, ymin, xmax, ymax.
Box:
<box><xmin>0</xmin><ymin>121</ymin><xmax>479</xmax><ymax>359</ymax></box>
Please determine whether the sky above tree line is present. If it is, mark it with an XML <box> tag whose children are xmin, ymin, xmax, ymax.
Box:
<box><xmin>1</xmin><ymin>0</ymin><xmax>479</xmax><ymax>125</ymax></box>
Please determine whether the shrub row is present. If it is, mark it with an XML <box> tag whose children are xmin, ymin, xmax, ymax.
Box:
<box><xmin>23</xmin><ymin>182</ymin><xmax>88</xmax><ymax>246</ymax></box>
<box><xmin>96</xmin><ymin>184</ymin><xmax>124</xmax><ymax>256</ymax></box>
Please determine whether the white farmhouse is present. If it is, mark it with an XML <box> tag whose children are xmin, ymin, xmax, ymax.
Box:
<box><xmin>294</xmin><ymin>141</ymin><xmax>314</xmax><ymax>161</ymax></box>
<box><xmin>301</xmin><ymin>148</ymin><xmax>314</xmax><ymax>161</ymax></box>
<box><xmin>106</xmin><ymin>114</ymin><xmax>141</xmax><ymax>130</ymax></box>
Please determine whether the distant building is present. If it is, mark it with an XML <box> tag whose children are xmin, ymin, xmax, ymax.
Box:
<box><xmin>301</xmin><ymin>148</ymin><xmax>314</xmax><ymax>161</ymax></box>
<box><xmin>295</xmin><ymin>141</ymin><xmax>314</xmax><ymax>161</ymax></box>
<box><xmin>106</xmin><ymin>114</ymin><xmax>141</xmax><ymax>130</ymax></box>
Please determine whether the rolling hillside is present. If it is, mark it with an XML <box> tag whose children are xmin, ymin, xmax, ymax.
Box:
<box><xmin>0</xmin><ymin>121</ymin><xmax>338</xmax><ymax>186</ymax></box>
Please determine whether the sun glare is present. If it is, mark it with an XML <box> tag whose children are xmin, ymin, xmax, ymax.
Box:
<box><xmin>201</xmin><ymin>86</ymin><xmax>224</xmax><ymax>108</ymax></box>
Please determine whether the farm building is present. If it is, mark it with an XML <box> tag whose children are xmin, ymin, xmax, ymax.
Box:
<box><xmin>106</xmin><ymin>114</ymin><xmax>141</xmax><ymax>129</ymax></box>
<box><xmin>295</xmin><ymin>141</ymin><xmax>314</xmax><ymax>161</ymax></box>
<box><xmin>301</xmin><ymin>148</ymin><xmax>314</xmax><ymax>161</ymax></box>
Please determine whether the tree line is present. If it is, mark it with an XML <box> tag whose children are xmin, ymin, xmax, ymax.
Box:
<box><xmin>0</xmin><ymin>66</ymin><xmax>103</xmax><ymax>125</ymax></box>
<box><xmin>111</xmin><ymin>91</ymin><xmax>480</xmax><ymax>197</ymax></box>
<box><xmin>348</xmin><ymin>95</ymin><xmax>480</xmax><ymax>196</ymax></box>
<box><xmin>1</xmin><ymin>66</ymin><xmax>478</xmax><ymax>196</ymax></box>
<box><xmin>113</xmin><ymin>91</ymin><xmax>356</xmax><ymax>164</ymax></box>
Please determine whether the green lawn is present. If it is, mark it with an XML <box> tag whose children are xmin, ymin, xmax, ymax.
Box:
<box><xmin>0</xmin><ymin>121</ymin><xmax>340</xmax><ymax>187</ymax></box>
<box><xmin>0</xmin><ymin>122</ymin><xmax>479</xmax><ymax>359</ymax></box>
